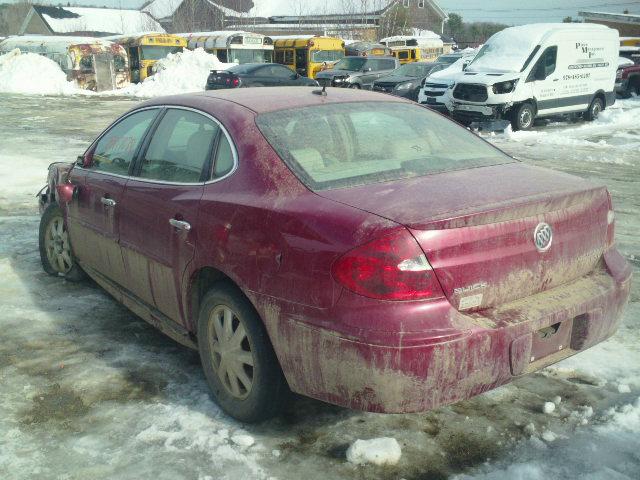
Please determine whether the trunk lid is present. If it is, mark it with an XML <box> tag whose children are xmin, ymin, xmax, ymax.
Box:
<box><xmin>318</xmin><ymin>163</ymin><xmax>610</xmax><ymax>310</ymax></box>
<box><xmin>206</xmin><ymin>70</ymin><xmax>240</xmax><ymax>89</ymax></box>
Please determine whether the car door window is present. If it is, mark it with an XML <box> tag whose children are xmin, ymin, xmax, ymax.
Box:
<box><xmin>90</xmin><ymin>109</ymin><xmax>158</xmax><ymax>175</ymax></box>
<box><xmin>140</xmin><ymin>109</ymin><xmax>220</xmax><ymax>183</ymax></box>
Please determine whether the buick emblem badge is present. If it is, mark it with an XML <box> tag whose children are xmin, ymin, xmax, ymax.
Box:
<box><xmin>533</xmin><ymin>222</ymin><xmax>553</xmax><ymax>252</ymax></box>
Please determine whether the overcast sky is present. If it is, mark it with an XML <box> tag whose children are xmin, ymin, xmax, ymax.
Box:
<box><xmin>2</xmin><ymin>0</ymin><xmax>639</xmax><ymax>25</ymax></box>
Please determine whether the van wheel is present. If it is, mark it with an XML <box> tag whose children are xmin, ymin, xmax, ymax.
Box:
<box><xmin>39</xmin><ymin>203</ymin><xmax>85</xmax><ymax>282</ymax></box>
<box><xmin>197</xmin><ymin>283</ymin><xmax>289</xmax><ymax>423</ymax></box>
<box><xmin>585</xmin><ymin>97</ymin><xmax>604</xmax><ymax>121</ymax></box>
<box><xmin>511</xmin><ymin>103</ymin><xmax>535</xmax><ymax>131</ymax></box>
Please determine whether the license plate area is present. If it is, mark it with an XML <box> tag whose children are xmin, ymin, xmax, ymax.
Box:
<box><xmin>426</xmin><ymin>97</ymin><xmax>436</xmax><ymax>104</ymax></box>
<box><xmin>529</xmin><ymin>319</ymin><xmax>573</xmax><ymax>363</ymax></box>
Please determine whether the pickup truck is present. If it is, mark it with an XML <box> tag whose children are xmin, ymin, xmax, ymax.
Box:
<box><xmin>616</xmin><ymin>63</ymin><xmax>640</xmax><ymax>98</ymax></box>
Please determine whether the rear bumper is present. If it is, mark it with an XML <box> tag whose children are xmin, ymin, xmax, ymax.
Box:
<box><xmin>254</xmin><ymin>248</ymin><xmax>631</xmax><ymax>413</ymax></box>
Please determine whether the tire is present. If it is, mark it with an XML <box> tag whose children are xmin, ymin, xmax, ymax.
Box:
<box><xmin>39</xmin><ymin>202</ymin><xmax>85</xmax><ymax>282</ymax></box>
<box><xmin>511</xmin><ymin>102</ymin><xmax>535</xmax><ymax>131</ymax></box>
<box><xmin>349</xmin><ymin>83</ymin><xmax>361</xmax><ymax>89</ymax></box>
<box><xmin>584</xmin><ymin>96</ymin><xmax>604</xmax><ymax>121</ymax></box>
<box><xmin>197</xmin><ymin>283</ymin><xmax>289</xmax><ymax>422</ymax></box>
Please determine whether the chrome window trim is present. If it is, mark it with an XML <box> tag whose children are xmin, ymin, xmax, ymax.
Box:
<box><xmin>79</xmin><ymin>105</ymin><xmax>239</xmax><ymax>186</ymax></box>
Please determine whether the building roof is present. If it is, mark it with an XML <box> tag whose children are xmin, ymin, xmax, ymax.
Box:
<box><xmin>27</xmin><ymin>5</ymin><xmax>164</xmax><ymax>36</ymax></box>
<box><xmin>142</xmin><ymin>0</ymin><xmax>248</xmax><ymax>20</ymax></box>
<box><xmin>579</xmin><ymin>11</ymin><xmax>640</xmax><ymax>25</ymax></box>
<box><xmin>143</xmin><ymin>0</ymin><xmax>447</xmax><ymax>21</ymax></box>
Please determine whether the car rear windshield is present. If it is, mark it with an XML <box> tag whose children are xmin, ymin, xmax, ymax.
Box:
<box><xmin>256</xmin><ymin>102</ymin><xmax>514</xmax><ymax>190</ymax></box>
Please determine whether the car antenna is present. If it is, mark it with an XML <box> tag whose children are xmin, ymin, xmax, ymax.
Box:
<box><xmin>313</xmin><ymin>79</ymin><xmax>328</xmax><ymax>96</ymax></box>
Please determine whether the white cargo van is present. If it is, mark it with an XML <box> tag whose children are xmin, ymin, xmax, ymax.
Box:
<box><xmin>450</xmin><ymin>24</ymin><xmax>619</xmax><ymax>130</ymax></box>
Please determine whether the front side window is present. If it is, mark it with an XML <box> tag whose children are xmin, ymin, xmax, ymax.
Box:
<box><xmin>140</xmin><ymin>109</ymin><xmax>220</xmax><ymax>183</ymax></box>
<box><xmin>90</xmin><ymin>109</ymin><xmax>158</xmax><ymax>175</ymax></box>
<box><xmin>397</xmin><ymin>50</ymin><xmax>410</xmax><ymax>60</ymax></box>
<box><xmin>256</xmin><ymin>102</ymin><xmax>513</xmax><ymax>190</ymax></box>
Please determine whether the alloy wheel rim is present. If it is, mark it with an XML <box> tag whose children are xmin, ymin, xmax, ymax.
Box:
<box><xmin>592</xmin><ymin>102</ymin><xmax>601</xmax><ymax>117</ymax></box>
<box><xmin>44</xmin><ymin>216</ymin><xmax>72</xmax><ymax>274</ymax></box>
<box><xmin>208</xmin><ymin>305</ymin><xmax>255</xmax><ymax>399</ymax></box>
<box><xmin>520</xmin><ymin>109</ymin><xmax>532</xmax><ymax>128</ymax></box>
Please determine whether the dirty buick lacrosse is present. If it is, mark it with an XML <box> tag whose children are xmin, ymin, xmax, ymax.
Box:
<box><xmin>37</xmin><ymin>87</ymin><xmax>631</xmax><ymax>422</ymax></box>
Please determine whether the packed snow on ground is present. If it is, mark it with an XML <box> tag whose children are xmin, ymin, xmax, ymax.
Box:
<box><xmin>112</xmin><ymin>48</ymin><xmax>233</xmax><ymax>98</ymax></box>
<box><xmin>0</xmin><ymin>47</ymin><xmax>231</xmax><ymax>98</ymax></box>
<box><xmin>0</xmin><ymin>49</ymin><xmax>79</xmax><ymax>96</ymax></box>
<box><xmin>0</xmin><ymin>95</ymin><xmax>639</xmax><ymax>479</ymax></box>
<box><xmin>346</xmin><ymin>438</ymin><xmax>402</xmax><ymax>466</ymax></box>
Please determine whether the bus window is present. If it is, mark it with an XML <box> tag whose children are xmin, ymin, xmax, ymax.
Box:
<box><xmin>114</xmin><ymin>55</ymin><xmax>126</xmax><ymax>72</ymax></box>
<box><xmin>140</xmin><ymin>45</ymin><xmax>182</xmax><ymax>60</ymax></box>
<box><xmin>284</xmin><ymin>50</ymin><xmax>294</xmax><ymax>64</ymax></box>
<box><xmin>79</xmin><ymin>56</ymin><xmax>94</xmax><ymax>72</ymax></box>
<box><xmin>311</xmin><ymin>50</ymin><xmax>344</xmax><ymax>63</ymax></box>
<box><xmin>275</xmin><ymin>50</ymin><xmax>285</xmax><ymax>63</ymax></box>
<box><xmin>228</xmin><ymin>49</ymin><xmax>272</xmax><ymax>64</ymax></box>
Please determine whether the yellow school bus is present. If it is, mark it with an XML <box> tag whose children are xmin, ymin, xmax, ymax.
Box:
<box><xmin>108</xmin><ymin>33</ymin><xmax>186</xmax><ymax>83</ymax></box>
<box><xmin>380</xmin><ymin>35</ymin><xmax>444</xmax><ymax>64</ymax></box>
<box><xmin>273</xmin><ymin>36</ymin><xmax>345</xmax><ymax>79</ymax></box>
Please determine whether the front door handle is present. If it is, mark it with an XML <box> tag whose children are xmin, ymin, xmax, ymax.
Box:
<box><xmin>101</xmin><ymin>197</ymin><xmax>116</xmax><ymax>207</ymax></box>
<box><xmin>169</xmin><ymin>218</ymin><xmax>191</xmax><ymax>231</ymax></box>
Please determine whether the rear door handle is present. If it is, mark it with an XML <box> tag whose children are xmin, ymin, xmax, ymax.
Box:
<box><xmin>169</xmin><ymin>218</ymin><xmax>191</xmax><ymax>231</ymax></box>
<box><xmin>101</xmin><ymin>197</ymin><xmax>116</xmax><ymax>207</ymax></box>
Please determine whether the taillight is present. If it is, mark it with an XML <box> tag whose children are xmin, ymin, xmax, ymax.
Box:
<box><xmin>331</xmin><ymin>229</ymin><xmax>444</xmax><ymax>301</ymax></box>
<box><xmin>232</xmin><ymin>77</ymin><xmax>240</xmax><ymax>87</ymax></box>
<box><xmin>606</xmin><ymin>190</ymin><xmax>615</xmax><ymax>247</ymax></box>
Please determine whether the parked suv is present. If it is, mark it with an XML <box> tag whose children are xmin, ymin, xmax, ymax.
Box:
<box><xmin>315</xmin><ymin>56</ymin><xmax>399</xmax><ymax>89</ymax></box>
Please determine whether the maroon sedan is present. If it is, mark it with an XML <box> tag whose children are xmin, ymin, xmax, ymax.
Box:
<box><xmin>38</xmin><ymin>87</ymin><xmax>631</xmax><ymax>422</ymax></box>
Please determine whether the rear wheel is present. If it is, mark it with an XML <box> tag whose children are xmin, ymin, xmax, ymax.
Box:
<box><xmin>39</xmin><ymin>203</ymin><xmax>84</xmax><ymax>281</ymax></box>
<box><xmin>197</xmin><ymin>283</ymin><xmax>289</xmax><ymax>422</ymax></box>
<box><xmin>349</xmin><ymin>83</ymin><xmax>361</xmax><ymax>89</ymax></box>
<box><xmin>511</xmin><ymin>102</ymin><xmax>535</xmax><ymax>131</ymax></box>
<box><xmin>584</xmin><ymin>96</ymin><xmax>604</xmax><ymax>121</ymax></box>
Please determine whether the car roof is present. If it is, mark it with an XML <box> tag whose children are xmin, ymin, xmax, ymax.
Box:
<box><xmin>140</xmin><ymin>87</ymin><xmax>411</xmax><ymax>115</ymax></box>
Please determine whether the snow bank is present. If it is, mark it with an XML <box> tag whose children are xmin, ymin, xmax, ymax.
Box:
<box><xmin>117</xmin><ymin>48</ymin><xmax>233</xmax><ymax>98</ymax></box>
<box><xmin>346</xmin><ymin>437</ymin><xmax>402</xmax><ymax>466</ymax></box>
<box><xmin>0</xmin><ymin>49</ymin><xmax>79</xmax><ymax>95</ymax></box>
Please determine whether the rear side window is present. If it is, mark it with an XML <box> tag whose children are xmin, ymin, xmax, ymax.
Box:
<box><xmin>140</xmin><ymin>109</ymin><xmax>219</xmax><ymax>183</ymax></box>
<box><xmin>213</xmin><ymin>134</ymin><xmax>234</xmax><ymax>178</ymax></box>
<box><xmin>256</xmin><ymin>102</ymin><xmax>513</xmax><ymax>190</ymax></box>
<box><xmin>90</xmin><ymin>109</ymin><xmax>158</xmax><ymax>175</ymax></box>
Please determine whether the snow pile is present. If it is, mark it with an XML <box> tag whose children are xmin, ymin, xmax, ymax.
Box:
<box><xmin>346</xmin><ymin>437</ymin><xmax>402</xmax><ymax>466</ymax></box>
<box><xmin>542</xmin><ymin>402</ymin><xmax>556</xmax><ymax>414</ymax></box>
<box><xmin>118</xmin><ymin>48</ymin><xmax>233</xmax><ymax>98</ymax></box>
<box><xmin>0</xmin><ymin>49</ymin><xmax>79</xmax><ymax>95</ymax></box>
